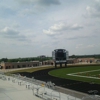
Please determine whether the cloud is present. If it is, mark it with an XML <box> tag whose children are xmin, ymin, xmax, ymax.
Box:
<box><xmin>15</xmin><ymin>0</ymin><xmax>61</xmax><ymax>16</ymax></box>
<box><xmin>0</xmin><ymin>6</ymin><xmax>16</xmax><ymax>18</ymax></box>
<box><xmin>43</xmin><ymin>23</ymin><xmax>83</xmax><ymax>35</ymax></box>
<box><xmin>76</xmin><ymin>44</ymin><xmax>95</xmax><ymax>49</ymax></box>
<box><xmin>86</xmin><ymin>0</ymin><xmax>100</xmax><ymax>18</ymax></box>
<box><xmin>16</xmin><ymin>0</ymin><xmax>60</xmax><ymax>6</ymax></box>
<box><xmin>43</xmin><ymin>23</ymin><xmax>66</xmax><ymax>35</ymax></box>
<box><xmin>36</xmin><ymin>0</ymin><xmax>60</xmax><ymax>6</ymax></box>
<box><xmin>1</xmin><ymin>27</ymin><xmax>19</xmax><ymax>37</ymax></box>
<box><xmin>0</xmin><ymin>27</ymin><xmax>27</xmax><ymax>41</ymax></box>
<box><xmin>71</xmin><ymin>24</ymin><xmax>83</xmax><ymax>30</ymax></box>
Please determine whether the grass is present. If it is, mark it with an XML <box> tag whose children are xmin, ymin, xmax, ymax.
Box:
<box><xmin>5</xmin><ymin>64</ymin><xmax>100</xmax><ymax>84</ymax></box>
<box><xmin>49</xmin><ymin>65</ymin><xmax>100</xmax><ymax>84</ymax></box>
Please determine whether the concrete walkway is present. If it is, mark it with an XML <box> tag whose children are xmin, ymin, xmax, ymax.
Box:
<box><xmin>0</xmin><ymin>69</ymin><xmax>99</xmax><ymax>100</ymax></box>
<box><xmin>0</xmin><ymin>74</ymin><xmax>82</xmax><ymax>100</ymax></box>
<box><xmin>0</xmin><ymin>77</ymin><xmax>41</xmax><ymax>100</ymax></box>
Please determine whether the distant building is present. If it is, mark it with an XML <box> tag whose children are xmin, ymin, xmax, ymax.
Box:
<box><xmin>0</xmin><ymin>61</ymin><xmax>40</xmax><ymax>69</ymax></box>
<box><xmin>67</xmin><ymin>58</ymin><xmax>96</xmax><ymax>64</ymax></box>
<box><xmin>95</xmin><ymin>59</ymin><xmax>100</xmax><ymax>63</ymax></box>
<box><xmin>67</xmin><ymin>58</ymin><xmax>78</xmax><ymax>64</ymax></box>
<box><xmin>43</xmin><ymin>60</ymin><xmax>54</xmax><ymax>65</ymax></box>
<box><xmin>38</xmin><ymin>55</ymin><xmax>46</xmax><ymax>58</ymax></box>
<box><xmin>77</xmin><ymin>58</ymin><xmax>95</xmax><ymax>63</ymax></box>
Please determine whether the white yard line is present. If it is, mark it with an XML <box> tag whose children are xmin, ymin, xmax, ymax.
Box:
<box><xmin>67</xmin><ymin>69</ymin><xmax>100</xmax><ymax>80</ymax></box>
<box><xmin>67</xmin><ymin>74</ymin><xmax>100</xmax><ymax>79</ymax></box>
<box><xmin>68</xmin><ymin>69</ymin><xmax>100</xmax><ymax>75</ymax></box>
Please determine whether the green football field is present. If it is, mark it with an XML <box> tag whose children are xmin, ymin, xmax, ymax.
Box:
<box><xmin>49</xmin><ymin>66</ymin><xmax>100</xmax><ymax>84</ymax></box>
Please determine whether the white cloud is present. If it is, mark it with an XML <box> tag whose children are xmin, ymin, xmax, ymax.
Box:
<box><xmin>50</xmin><ymin>23</ymin><xmax>66</xmax><ymax>31</ymax></box>
<box><xmin>86</xmin><ymin>0</ymin><xmax>100</xmax><ymax>18</ymax></box>
<box><xmin>0</xmin><ymin>27</ymin><xmax>27</xmax><ymax>41</ymax></box>
<box><xmin>15</xmin><ymin>0</ymin><xmax>61</xmax><ymax>15</ymax></box>
<box><xmin>43</xmin><ymin>23</ymin><xmax>66</xmax><ymax>35</ymax></box>
<box><xmin>76</xmin><ymin>44</ymin><xmax>95</xmax><ymax>49</ymax></box>
<box><xmin>0</xmin><ymin>0</ymin><xmax>100</xmax><ymax>58</ymax></box>
<box><xmin>1</xmin><ymin>27</ymin><xmax>19</xmax><ymax>36</ymax></box>
<box><xmin>71</xmin><ymin>24</ymin><xmax>83</xmax><ymax>30</ymax></box>
<box><xmin>43</xmin><ymin>23</ymin><xmax>83</xmax><ymax>35</ymax></box>
<box><xmin>76</xmin><ymin>44</ymin><xmax>83</xmax><ymax>49</ymax></box>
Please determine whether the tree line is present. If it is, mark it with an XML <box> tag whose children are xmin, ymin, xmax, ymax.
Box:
<box><xmin>0</xmin><ymin>54</ymin><xmax>100</xmax><ymax>62</ymax></box>
<box><xmin>0</xmin><ymin>57</ymin><xmax>52</xmax><ymax>62</ymax></box>
<box><xmin>69</xmin><ymin>54</ymin><xmax>100</xmax><ymax>58</ymax></box>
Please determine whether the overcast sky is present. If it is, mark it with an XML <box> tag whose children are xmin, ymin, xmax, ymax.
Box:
<box><xmin>0</xmin><ymin>0</ymin><xmax>100</xmax><ymax>59</ymax></box>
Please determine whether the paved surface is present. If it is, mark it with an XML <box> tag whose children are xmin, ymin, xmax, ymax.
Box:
<box><xmin>0</xmin><ymin>65</ymin><xmax>100</xmax><ymax>100</ymax></box>
<box><xmin>0</xmin><ymin>74</ymin><xmax>82</xmax><ymax>100</ymax></box>
<box><xmin>0</xmin><ymin>76</ymin><xmax>41</xmax><ymax>100</ymax></box>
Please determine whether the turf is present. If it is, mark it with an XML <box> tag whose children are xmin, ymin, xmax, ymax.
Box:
<box><xmin>49</xmin><ymin>66</ymin><xmax>100</xmax><ymax>84</ymax></box>
<box><xmin>6</xmin><ymin>64</ymin><xmax>100</xmax><ymax>94</ymax></box>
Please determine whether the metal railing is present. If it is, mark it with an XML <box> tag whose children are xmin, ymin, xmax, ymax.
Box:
<box><xmin>0</xmin><ymin>73</ymin><xmax>100</xmax><ymax>100</ymax></box>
